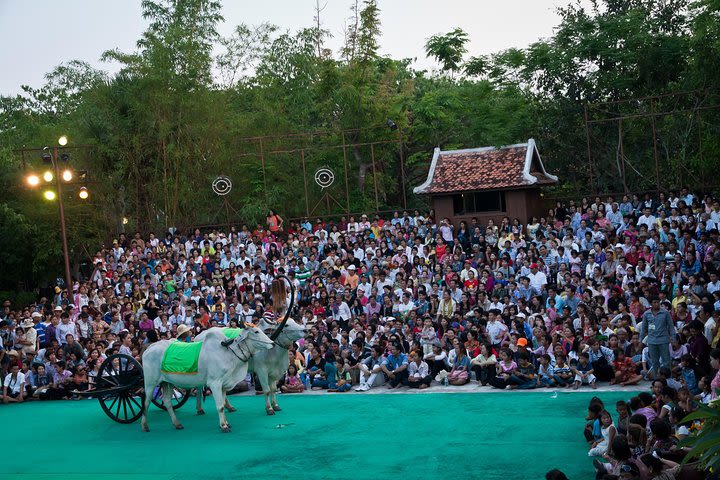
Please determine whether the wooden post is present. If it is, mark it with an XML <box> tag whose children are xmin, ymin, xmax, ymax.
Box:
<box><xmin>583</xmin><ymin>104</ymin><xmax>595</xmax><ymax>194</ymax></box>
<box><xmin>370</xmin><ymin>143</ymin><xmax>380</xmax><ymax>212</ymax></box>
<box><xmin>301</xmin><ymin>149</ymin><xmax>309</xmax><ymax>216</ymax></box>
<box><xmin>650</xmin><ymin>98</ymin><xmax>661</xmax><ymax>194</ymax></box>
<box><xmin>618</xmin><ymin>119</ymin><xmax>628</xmax><ymax>193</ymax></box>
<box><xmin>259</xmin><ymin>138</ymin><xmax>268</xmax><ymax>203</ymax></box>
<box><xmin>342</xmin><ymin>131</ymin><xmax>350</xmax><ymax>214</ymax></box>
<box><xmin>398</xmin><ymin>127</ymin><xmax>407</xmax><ymax>209</ymax></box>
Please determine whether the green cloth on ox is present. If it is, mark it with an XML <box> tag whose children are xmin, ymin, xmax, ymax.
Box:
<box><xmin>160</xmin><ymin>340</ymin><xmax>203</xmax><ymax>374</ymax></box>
<box><xmin>222</xmin><ymin>327</ymin><xmax>244</xmax><ymax>339</ymax></box>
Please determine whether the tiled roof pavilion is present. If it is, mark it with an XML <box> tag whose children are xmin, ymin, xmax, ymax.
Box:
<box><xmin>413</xmin><ymin>139</ymin><xmax>558</xmax><ymax>195</ymax></box>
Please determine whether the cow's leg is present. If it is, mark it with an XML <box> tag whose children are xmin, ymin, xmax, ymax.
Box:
<box><xmin>196</xmin><ymin>387</ymin><xmax>205</xmax><ymax>415</ymax></box>
<box><xmin>161</xmin><ymin>383</ymin><xmax>183</xmax><ymax>430</ymax></box>
<box><xmin>141</xmin><ymin>378</ymin><xmax>155</xmax><ymax>432</ymax></box>
<box><xmin>260</xmin><ymin>374</ymin><xmax>274</xmax><ymax>415</ymax></box>
<box><xmin>271</xmin><ymin>382</ymin><xmax>281</xmax><ymax>411</ymax></box>
<box><xmin>209</xmin><ymin>382</ymin><xmax>230</xmax><ymax>433</ymax></box>
<box><xmin>223</xmin><ymin>391</ymin><xmax>236</xmax><ymax>413</ymax></box>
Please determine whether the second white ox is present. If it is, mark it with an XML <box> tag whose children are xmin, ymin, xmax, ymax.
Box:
<box><xmin>141</xmin><ymin>326</ymin><xmax>273</xmax><ymax>433</ymax></box>
<box><xmin>250</xmin><ymin>317</ymin><xmax>306</xmax><ymax>415</ymax></box>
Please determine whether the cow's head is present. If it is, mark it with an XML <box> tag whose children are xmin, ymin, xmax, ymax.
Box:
<box><xmin>269</xmin><ymin>275</ymin><xmax>296</xmax><ymax>341</ymax></box>
<box><xmin>222</xmin><ymin>326</ymin><xmax>273</xmax><ymax>354</ymax></box>
<box><xmin>272</xmin><ymin>317</ymin><xmax>305</xmax><ymax>348</ymax></box>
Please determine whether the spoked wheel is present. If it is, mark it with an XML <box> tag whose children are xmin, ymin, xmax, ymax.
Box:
<box><xmin>151</xmin><ymin>385</ymin><xmax>190</xmax><ymax>411</ymax></box>
<box><xmin>96</xmin><ymin>354</ymin><xmax>145</xmax><ymax>424</ymax></box>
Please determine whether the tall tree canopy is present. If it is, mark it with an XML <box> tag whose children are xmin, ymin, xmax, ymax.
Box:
<box><xmin>1</xmin><ymin>0</ymin><xmax>719</xmax><ymax>289</ymax></box>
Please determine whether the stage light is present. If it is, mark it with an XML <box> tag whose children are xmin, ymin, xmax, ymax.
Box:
<box><xmin>26</xmin><ymin>174</ymin><xmax>40</xmax><ymax>187</ymax></box>
<box><xmin>62</xmin><ymin>169</ymin><xmax>73</xmax><ymax>182</ymax></box>
<box><xmin>43</xmin><ymin>171</ymin><xmax>54</xmax><ymax>182</ymax></box>
<box><xmin>58</xmin><ymin>135</ymin><xmax>68</xmax><ymax>146</ymax></box>
<box><xmin>78</xmin><ymin>187</ymin><xmax>89</xmax><ymax>200</ymax></box>
<box><xmin>43</xmin><ymin>190</ymin><xmax>57</xmax><ymax>201</ymax></box>
<box><xmin>42</xmin><ymin>147</ymin><xmax>52</xmax><ymax>164</ymax></box>
<box><xmin>386</xmin><ymin>119</ymin><xmax>398</xmax><ymax>130</ymax></box>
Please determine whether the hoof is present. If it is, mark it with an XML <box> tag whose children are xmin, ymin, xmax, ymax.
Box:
<box><xmin>175</xmin><ymin>424</ymin><xmax>184</xmax><ymax>430</ymax></box>
<box><xmin>272</xmin><ymin>404</ymin><xmax>282</xmax><ymax>412</ymax></box>
<box><xmin>220</xmin><ymin>425</ymin><xmax>231</xmax><ymax>433</ymax></box>
<box><xmin>142</xmin><ymin>425</ymin><xmax>149</xmax><ymax>433</ymax></box>
<box><xmin>197</xmin><ymin>409</ymin><xmax>205</xmax><ymax>415</ymax></box>
<box><xmin>266</xmin><ymin>408</ymin><xmax>276</xmax><ymax>416</ymax></box>
<box><xmin>226</xmin><ymin>405</ymin><xmax>236</xmax><ymax>413</ymax></box>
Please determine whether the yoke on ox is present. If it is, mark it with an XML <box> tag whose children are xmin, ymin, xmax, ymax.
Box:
<box><xmin>140</xmin><ymin>325</ymin><xmax>272</xmax><ymax>432</ymax></box>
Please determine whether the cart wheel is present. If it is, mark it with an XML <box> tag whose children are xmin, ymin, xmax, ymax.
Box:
<box><xmin>151</xmin><ymin>385</ymin><xmax>190</xmax><ymax>411</ymax></box>
<box><xmin>97</xmin><ymin>354</ymin><xmax>144</xmax><ymax>424</ymax></box>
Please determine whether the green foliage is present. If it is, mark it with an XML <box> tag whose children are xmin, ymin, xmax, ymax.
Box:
<box><xmin>0</xmin><ymin>203</ymin><xmax>60</xmax><ymax>290</ymax></box>
<box><xmin>0</xmin><ymin>291</ymin><xmax>38</xmax><ymax>309</ymax></box>
<box><xmin>680</xmin><ymin>400</ymin><xmax>720</xmax><ymax>473</ymax></box>
<box><xmin>424</xmin><ymin>28</ymin><xmax>469</xmax><ymax>74</ymax></box>
<box><xmin>4</xmin><ymin>0</ymin><xmax>720</xmax><ymax>289</ymax></box>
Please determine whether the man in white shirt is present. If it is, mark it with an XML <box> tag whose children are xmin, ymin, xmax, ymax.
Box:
<box><xmin>637</xmin><ymin>208</ymin><xmax>657</xmax><ymax>230</ymax></box>
<box><xmin>396</xmin><ymin>293</ymin><xmax>416</xmax><ymax>319</ymax></box>
<box><xmin>55</xmin><ymin>314</ymin><xmax>77</xmax><ymax>346</ymax></box>
<box><xmin>527</xmin><ymin>263</ymin><xmax>547</xmax><ymax>295</ymax></box>
<box><xmin>486</xmin><ymin>311</ymin><xmax>508</xmax><ymax>347</ymax></box>
<box><xmin>707</xmin><ymin>272</ymin><xmax>720</xmax><ymax>295</ymax></box>
<box><xmin>2</xmin><ymin>363</ymin><xmax>26</xmax><ymax>403</ymax></box>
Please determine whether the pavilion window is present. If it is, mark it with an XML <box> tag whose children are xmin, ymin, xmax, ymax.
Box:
<box><xmin>452</xmin><ymin>191</ymin><xmax>506</xmax><ymax>215</ymax></box>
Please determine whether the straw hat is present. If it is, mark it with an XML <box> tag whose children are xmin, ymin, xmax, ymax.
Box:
<box><xmin>176</xmin><ymin>324</ymin><xmax>192</xmax><ymax>337</ymax></box>
<box><xmin>21</xmin><ymin>318</ymin><xmax>34</xmax><ymax>329</ymax></box>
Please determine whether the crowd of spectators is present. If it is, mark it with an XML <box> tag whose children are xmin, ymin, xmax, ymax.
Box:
<box><xmin>1</xmin><ymin>189</ymin><xmax>720</xmax><ymax>412</ymax></box>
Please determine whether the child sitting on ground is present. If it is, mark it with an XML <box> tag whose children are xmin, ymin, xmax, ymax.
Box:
<box><xmin>630</xmin><ymin>393</ymin><xmax>657</xmax><ymax>425</ymax></box>
<box><xmin>588</xmin><ymin>410</ymin><xmax>616</xmax><ymax>457</ymax></box>
<box><xmin>615</xmin><ymin>400</ymin><xmax>630</xmax><ymax>435</ymax></box>
<box><xmin>696</xmin><ymin>376</ymin><xmax>713</xmax><ymax>405</ymax></box>
<box><xmin>680</xmin><ymin>354</ymin><xmax>700</xmax><ymax>394</ymax></box>
<box><xmin>280</xmin><ymin>364</ymin><xmax>304</xmax><ymax>393</ymax></box>
<box><xmin>658</xmin><ymin>386</ymin><xmax>676</xmax><ymax>419</ymax></box>
<box><xmin>572</xmin><ymin>352</ymin><xmax>597</xmax><ymax>390</ymax></box>
<box><xmin>610</xmin><ymin>348</ymin><xmax>642</xmax><ymax>386</ymax></box>
<box><xmin>584</xmin><ymin>399</ymin><xmax>604</xmax><ymax>444</ymax></box>
<box><xmin>537</xmin><ymin>354</ymin><xmax>564</xmax><ymax>387</ymax></box>
<box><xmin>553</xmin><ymin>355</ymin><xmax>574</xmax><ymax>387</ymax></box>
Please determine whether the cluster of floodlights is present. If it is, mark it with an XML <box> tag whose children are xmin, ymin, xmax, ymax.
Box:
<box><xmin>25</xmin><ymin>135</ymin><xmax>89</xmax><ymax>200</ymax></box>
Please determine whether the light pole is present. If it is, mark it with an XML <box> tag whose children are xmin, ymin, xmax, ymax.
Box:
<box><xmin>52</xmin><ymin>142</ymin><xmax>73</xmax><ymax>293</ymax></box>
<box><xmin>22</xmin><ymin>136</ymin><xmax>88</xmax><ymax>292</ymax></box>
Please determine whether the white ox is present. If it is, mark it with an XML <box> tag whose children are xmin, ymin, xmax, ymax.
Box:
<box><xmin>141</xmin><ymin>326</ymin><xmax>273</xmax><ymax>433</ymax></box>
<box><xmin>250</xmin><ymin>317</ymin><xmax>306</xmax><ymax>415</ymax></box>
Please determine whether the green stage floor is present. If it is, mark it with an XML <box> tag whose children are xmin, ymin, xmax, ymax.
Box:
<box><xmin>0</xmin><ymin>390</ymin><xmax>636</xmax><ymax>480</ymax></box>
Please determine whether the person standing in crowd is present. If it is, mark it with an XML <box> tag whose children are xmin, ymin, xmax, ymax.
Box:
<box><xmin>640</xmin><ymin>297</ymin><xmax>675</xmax><ymax>379</ymax></box>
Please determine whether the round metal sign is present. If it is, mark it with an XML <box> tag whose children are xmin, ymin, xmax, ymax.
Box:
<box><xmin>212</xmin><ymin>176</ymin><xmax>232</xmax><ymax>196</ymax></box>
<box><xmin>314</xmin><ymin>167</ymin><xmax>335</xmax><ymax>189</ymax></box>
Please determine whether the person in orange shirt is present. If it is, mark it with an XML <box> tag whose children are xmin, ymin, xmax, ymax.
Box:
<box><xmin>266</xmin><ymin>209</ymin><xmax>284</xmax><ymax>233</ymax></box>
<box><xmin>344</xmin><ymin>265</ymin><xmax>360</xmax><ymax>290</ymax></box>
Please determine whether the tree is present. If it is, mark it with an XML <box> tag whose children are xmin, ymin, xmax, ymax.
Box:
<box><xmin>424</xmin><ymin>28</ymin><xmax>469</xmax><ymax>74</ymax></box>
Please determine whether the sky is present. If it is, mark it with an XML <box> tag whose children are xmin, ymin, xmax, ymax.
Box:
<box><xmin>0</xmin><ymin>0</ymin><xmax>569</xmax><ymax>95</ymax></box>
